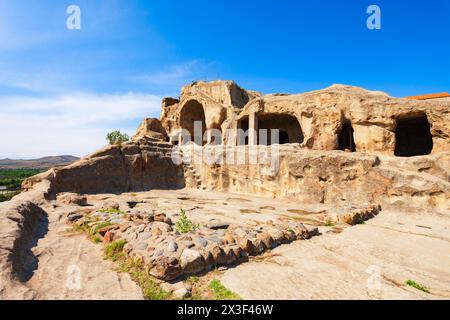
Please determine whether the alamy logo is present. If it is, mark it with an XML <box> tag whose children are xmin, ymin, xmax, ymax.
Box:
<box><xmin>366</xmin><ymin>265</ymin><xmax>382</xmax><ymax>297</ymax></box>
<box><xmin>66</xmin><ymin>264</ymin><xmax>82</xmax><ymax>291</ymax></box>
<box><xmin>66</xmin><ymin>5</ymin><xmax>81</xmax><ymax>30</ymax></box>
<box><xmin>367</xmin><ymin>5</ymin><xmax>381</xmax><ymax>30</ymax></box>
<box><xmin>170</xmin><ymin>122</ymin><xmax>281</xmax><ymax>176</ymax></box>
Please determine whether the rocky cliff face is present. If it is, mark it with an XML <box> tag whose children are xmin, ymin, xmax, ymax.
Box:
<box><xmin>234</xmin><ymin>85</ymin><xmax>450</xmax><ymax>154</ymax></box>
<box><xmin>23</xmin><ymin>136</ymin><xmax>184</xmax><ymax>195</ymax></box>
<box><xmin>160</xmin><ymin>80</ymin><xmax>261</xmax><ymax>138</ymax></box>
<box><xmin>21</xmin><ymin>81</ymin><xmax>449</xmax><ymax>204</ymax></box>
<box><xmin>182</xmin><ymin>145</ymin><xmax>450</xmax><ymax>213</ymax></box>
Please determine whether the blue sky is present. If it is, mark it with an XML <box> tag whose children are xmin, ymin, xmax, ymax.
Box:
<box><xmin>0</xmin><ymin>0</ymin><xmax>449</xmax><ymax>158</ymax></box>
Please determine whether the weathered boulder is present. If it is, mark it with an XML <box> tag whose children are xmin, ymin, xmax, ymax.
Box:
<box><xmin>150</xmin><ymin>256</ymin><xmax>182</xmax><ymax>281</ymax></box>
<box><xmin>57</xmin><ymin>193</ymin><xmax>87</xmax><ymax>206</ymax></box>
<box><xmin>180</xmin><ymin>249</ymin><xmax>205</xmax><ymax>275</ymax></box>
<box><xmin>132</xmin><ymin>118</ymin><xmax>167</xmax><ymax>141</ymax></box>
<box><xmin>0</xmin><ymin>199</ymin><xmax>48</xmax><ymax>299</ymax></box>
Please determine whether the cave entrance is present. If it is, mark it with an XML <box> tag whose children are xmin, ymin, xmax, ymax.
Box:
<box><xmin>395</xmin><ymin>114</ymin><xmax>433</xmax><ymax>157</ymax></box>
<box><xmin>180</xmin><ymin>100</ymin><xmax>206</xmax><ymax>145</ymax></box>
<box><xmin>338</xmin><ymin>121</ymin><xmax>356</xmax><ymax>152</ymax></box>
<box><xmin>257</xmin><ymin>114</ymin><xmax>304</xmax><ymax>145</ymax></box>
<box><xmin>237</xmin><ymin>117</ymin><xmax>249</xmax><ymax>145</ymax></box>
<box><xmin>279</xmin><ymin>131</ymin><xmax>290</xmax><ymax>144</ymax></box>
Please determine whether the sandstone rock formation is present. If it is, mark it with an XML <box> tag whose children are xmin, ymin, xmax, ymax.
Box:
<box><xmin>21</xmin><ymin>80</ymin><xmax>450</xmax><ymax>201</ymax></box>
<box><xmin>23</xmin><ymin>136</ymin><xmax>184</xmax><ymax>195</ymax></box>
<box><xmin>159</xmin><ymin>81</ymin><xmax>449</xmax><ymax>156</ymax></box>
<box><xmin>1</xmin><ymin>80</ymin><xmax>449</xmax><ymax>299</ymax></box>
<box><xmin>15</xmin><ymin>80</ymin><xmax>449</xmax><ymax>233</ymax></box>
<box><xmin>160</xmin><ymin>80</ymin><xmax>261</xmax><ymax>142</ymax></box>
<box><xmin>232</xmin><ymin>85</ymin><xmax>449</xmax><ymax>154</ymax></box>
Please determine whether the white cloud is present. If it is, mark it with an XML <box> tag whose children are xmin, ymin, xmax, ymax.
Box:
<box><xmin>135</xmin><ymin>60</ymin><xmax>219</xmax><ymax>88</ymax></box>
<box><xmin>0</xmin><ymin>92</ymin><xmax>162</xmax><ymax>159</ymax></box>
<box><xmin>138</xmin><ymin>61</ymin><xmax>200</xmax><ymax>85</ymax></box>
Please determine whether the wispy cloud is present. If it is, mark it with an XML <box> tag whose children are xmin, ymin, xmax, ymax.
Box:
<box><xmin>138</xmin><ymin>61</ymin><xmax>201</xmax><ymax>85</ymax></box>
<box><xmin>0</xmin><ymin>2</ymin><xmax>222</xmax><ymax>159</ymax></box>
<box><xmin>134</xmin><ymin>60</ymin><xmax>220</xmax><ymax>92</ymax></box>
<box><xmin>0</xmin><ymin>92</ymin><xmax>162</xmax><ymax>159</ymax></box>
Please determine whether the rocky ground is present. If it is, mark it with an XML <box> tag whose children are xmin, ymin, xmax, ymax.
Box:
<box><xmin>222</xmin><ymin>208</ymin><xmax>450</xmax><ymax>299</ymax></box>
<box><xmin>1</xmin><ymin>188</ymin><xmax>448</xmax><ymax>300</ymax></box>
<box><xmin>1</xmin><ymin>200</ymin><xmax>143</xmax><ymax>300</ymax></box>
<box><xmin>62</xmin><ymin>189</ymin><xmax>382</xmax><ymax>282</ymax></box>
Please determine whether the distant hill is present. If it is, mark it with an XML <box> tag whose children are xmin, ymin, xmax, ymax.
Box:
<box><xmin>0</xmin><ymin>155</ymin><xmax>79</xmax><ymax>169</ymax></box>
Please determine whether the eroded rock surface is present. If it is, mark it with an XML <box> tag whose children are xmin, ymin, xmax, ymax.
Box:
<box><xmin>0</xmin><ymin>193</ymin><xmax>143</xmax><ymax>300</ymax></box>
<box><xmin>1</xmin><ymin>81</ymin><xmax>449</xmax><ymax>300</ymax></box>
<box><xmin>221</xmin><ymin>208</ymin><xmax>450</xmax><ymax>300</ymax></box>
<box><xmin>23</xmin><ymin>136</ymin><xmax>184</xmax><ymax>195</ymax></box>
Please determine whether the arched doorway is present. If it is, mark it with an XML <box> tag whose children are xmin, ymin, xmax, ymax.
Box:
<box><xmin>257</xmin><ymin>113</ymin><xmax>304</xmax><ymax>145</ymax></box>
<box><xmin>395</xmin><ymin>113</ymin><xmax>433</xmax><ymax>157</ymax></box>
<box><xmin>180</xmin><ymin>100</ymin><xmax>206</xmax><ymax>145</ymax></box>
<box><xmin>337</xmin><ymin>120</ymin><xmax>356</xmax><ymax>152</ymax></box>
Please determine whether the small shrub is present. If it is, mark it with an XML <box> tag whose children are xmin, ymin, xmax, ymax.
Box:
<box><xmin>208</xmin><ymin>280</ymin><xmax>241</xmax><ymax>300</ymax></box>
<box><xmin>104</xmin><ymin>240</ymin><xmax>127</xmax><ymax>261</ymax></box>
<box><xmin>175</xmin><ymin>209</ymin><xmax>199</xmax><ymax>234</ymax></box>
<box><xmin>406</xmin><ymin>280</ymin><xmax>430</xmax><ymax>293</ymax></box>
<box><xmin>106</xmin><ymin>130</ymin><xmax>130</xmax><ymax>146</ymax></box>
<box><xmin>73</xmin><ymin>221</ymin><xmax>90</xmax><ymax>233</ymax></box>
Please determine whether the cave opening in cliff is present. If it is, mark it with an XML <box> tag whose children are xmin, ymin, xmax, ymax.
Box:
<box><xmin>237</xmin><ymin>117</ymin><xmax>249</xmax><ymax>145</ymax></box>
<box><xmin>257</xmin><ymin>114</ymin><xmax>304</xmax><ymax>145</ymax></box>
<box><xmin>337</xmin><ymin>121</ymin><xmax>356</xmax><ymax>152</ymax></box>
<box><xmin>395</xmin><ymin>114</ymin><xmax>433</xmax><ymax>157</ymax></box>
<box><xmin>180</xmin><ymin>100</ymin><xmax>206</xmax><ymax>145</ymax></box>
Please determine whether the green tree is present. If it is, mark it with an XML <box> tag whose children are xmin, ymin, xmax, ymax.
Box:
<box><xmin>106</xmin><ymin>131</ymin><xmax>130</xmax><ymax>146</ymax></box>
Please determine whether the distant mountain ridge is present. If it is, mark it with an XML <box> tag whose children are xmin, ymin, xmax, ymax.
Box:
<box><xmin>0</xmin><ymin>155</ymin><xmax>79</xmax><ymax>169</ymax></box>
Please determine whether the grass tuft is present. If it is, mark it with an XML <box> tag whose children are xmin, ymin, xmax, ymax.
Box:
<box><xmin>115</xmin><ymin>257</ymin><xmax>171</xmax><ymax>300</ymax></box>
<box><xmin>208</xmin><ymin>279</ymin><xmax>241</xmax><ymax>300</ymax></box>
<box><xmin>91</xmin><ymin>221</ymin><xmax>113</xmax><ymax>235</ymax></box>
<box><xmin>104</xmin><ymin>240</ymin><xmax>127</xmax><ymax>261</ymax></box>
<box><xmin>406</xmin><ymin>280</ymin><xmax>430</xmax><ymax>293</ymax></box>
